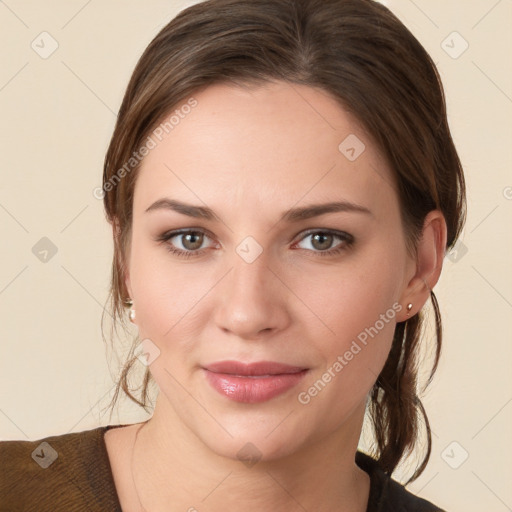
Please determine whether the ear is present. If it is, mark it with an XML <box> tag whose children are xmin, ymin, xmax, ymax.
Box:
<box><xmin>112</xmin><ymin>218</ymin><xmax>132</xmax><ymax>300</ymax></box>
<box><xmin>396</xmin><ymin>210</ymin><xmax>447</xmax><ymax>322</ymax></box>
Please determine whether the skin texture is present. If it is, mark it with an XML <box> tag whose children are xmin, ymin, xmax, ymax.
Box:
<box><xmin>105</xmin><ymin>81</ymin><xmax>447</xmax><ymax>512</ymax></box>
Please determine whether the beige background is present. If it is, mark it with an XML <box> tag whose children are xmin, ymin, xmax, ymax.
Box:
<box><xmin>1</xmin><ymin>1</ymin><xmax>511</xmax><ymax>510</ymax></box>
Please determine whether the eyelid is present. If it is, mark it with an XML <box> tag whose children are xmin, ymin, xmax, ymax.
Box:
<box><xmin>156</xmin><ymin>227</ymin><xmax>352</xmax><ymax>244</ymax></box>
<box><xmin>156</xmin><ymin>227</ymin><xmax>354</xmax><ymax>258</ymax></box>
<box><xmin>292</xmin><ymin>228</ymin><xmax>354</xmax><ymax>244</ymax></box>
<box><xmin>157</xmin><ymin>228</ymin><xmax>217</xmax><ymax>248</ymax></box>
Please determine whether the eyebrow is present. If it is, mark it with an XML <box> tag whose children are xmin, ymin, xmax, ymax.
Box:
<box><xmin>145</xmin><ymin>198</ymin><xmax>372</xmax><ymax>222</ymax></box>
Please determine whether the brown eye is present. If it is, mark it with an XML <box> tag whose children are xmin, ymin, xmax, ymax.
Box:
<box><xmin>179</xmin><ymin>231</ymin><xmax>204</xmax><ymax>251</ymax></box>
<box><xmin>310</xmin><ymin>233</ymin><xmax>334</xmax><ymax>251</ymax></box>
<box><xmin>155</xmin><ymin>229</ymin><xmax>216</xmax><ymax>259</ymax></box>
<box><xmin>294</xmin><ymin>229</ymin><xmax>354</xmax><ymax>257</ymax></box>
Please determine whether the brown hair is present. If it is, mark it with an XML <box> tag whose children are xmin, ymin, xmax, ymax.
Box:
<box><xmin>101</xmin><ymin>0</ymin><xmax>466</xmax><ymax>483</ymax></box>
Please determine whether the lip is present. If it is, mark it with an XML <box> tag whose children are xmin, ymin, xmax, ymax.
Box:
<box><xmin>203</xmin><ymin>360</ymin><xmax>309</xmax><ymax>403</ymax></box>
<box><xmin>204</xmin><ymin>360</ymin><xmax>307</xmax><ymax>376</ymax></box>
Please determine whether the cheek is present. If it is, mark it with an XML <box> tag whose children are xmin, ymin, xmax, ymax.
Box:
<box><xmin>129</xmin><ymin>223</ymin><xmax>404</xmax><ymax>361</ymax></box>
<box><xmin>128</xmin><ymin>235</ymin><xmax>201</xmax><ymax>339</ymax></box>
<box><xmin>293</xmin><ymin>236</ymin><xmax>403</xmax><ymax>395</ymax></box>
<box><xmin>294</xmin><ymin>235</ymin><xmax>403</xmax><ymax>341</ymax></box>
<box><xmin>295</xmin><ymin>271</ymin><xmax>400</xmax><ymax>425</ymax></box>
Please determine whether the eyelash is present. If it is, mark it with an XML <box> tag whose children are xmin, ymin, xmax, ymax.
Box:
<box><xmin>155</xmin><ymin>228</ymin><xmax>355</xmax><ymax>259</ymax></box>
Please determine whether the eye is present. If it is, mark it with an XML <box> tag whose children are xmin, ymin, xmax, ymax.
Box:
<box><xmin>155</xmin><ymin>228</ymin><xmax>354</xmax><ymax>259</ymax></box>
<box><xmin>155</xmin><ymin>229</ymin><xmax>216</xmax><ymax>259</ymax></box>
<box><xmin>293</xmin><ymin>229</ymin><xmax>354</xmax><ymax>256</ymax></box>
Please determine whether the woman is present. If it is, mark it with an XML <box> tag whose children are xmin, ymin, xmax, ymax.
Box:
<box><xmin>0</xmin><ymin>0</ymin><xmax>466</xmax><ymax>510</ymax></box>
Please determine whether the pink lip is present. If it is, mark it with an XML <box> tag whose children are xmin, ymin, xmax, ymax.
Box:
<box><xmin>203</xmin><ymin>360</ymin><xmax>309</xmax><ymax>403</ymax></box>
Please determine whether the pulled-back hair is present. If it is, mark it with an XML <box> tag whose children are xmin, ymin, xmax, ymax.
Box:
<box><xmin>101</xmin><ymin>0</ymin><xmax>466</xmax><ymax>483</ymax></box>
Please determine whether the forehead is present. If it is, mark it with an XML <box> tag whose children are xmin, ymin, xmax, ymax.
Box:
<box><xmin>134</xmin><ymin>81</ymin><xmax>397</xmax><ymax>215</ymax></box>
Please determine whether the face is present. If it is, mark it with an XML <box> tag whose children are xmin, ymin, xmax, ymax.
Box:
<box><xmin>124</xmin><ymin>81</ymin><xmax>415</xmax><ymax>462</ymax></box>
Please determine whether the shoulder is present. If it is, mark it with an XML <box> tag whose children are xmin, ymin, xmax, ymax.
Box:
<box><xmin>356</xmin><ymin>451</ymin><xmax>447</xmax><ymax>512</ymax></box>
<box><xmin>0</xmin><ymin>425</ymin><xmax>122</xmax><ymax>512</ymax></box>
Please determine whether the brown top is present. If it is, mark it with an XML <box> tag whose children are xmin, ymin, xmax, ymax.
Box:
<box><xmin>0</xmin><ymin>425</ymin><xmax>446</xmax><ymax>511</ymax></box>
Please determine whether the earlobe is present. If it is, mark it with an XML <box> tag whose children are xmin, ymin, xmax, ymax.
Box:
<box><xmin>398</xmin><ymin>210</ymin><xmax>447</xmax><ymax>321</ymax></box>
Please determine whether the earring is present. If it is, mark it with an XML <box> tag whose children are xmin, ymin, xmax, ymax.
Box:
<box><xmin>406</xmin><ymin>303</ymin><xmax>413</xmax><ymax>316</ymax></box>
<box><xmin>125</xmin><ymin>298</ymin><xmax>136</xmax><ymax>323</ymax></box>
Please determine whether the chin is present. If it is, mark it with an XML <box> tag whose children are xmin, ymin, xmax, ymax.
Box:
<box><xmin>187</xmin><ymin>410</ymin><xmax>314</xmax><ymax>465</ymax></box>
<box><xmin>207</xmin><ymin>432</ymin><xmax>303</xmax><ymax>466</ymax></box>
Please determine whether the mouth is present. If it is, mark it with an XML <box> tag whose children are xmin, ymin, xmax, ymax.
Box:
<box><xmin>202</xmin><ymin>360</ymin><xmax>309</xmax><ymax>403</ymax></box>
<box><xmin>204</xmin><ymin>360</ymin><xmax>308</xmax><ymax>376</ymax></box>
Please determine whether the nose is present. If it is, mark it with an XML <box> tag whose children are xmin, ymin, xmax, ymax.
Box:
<box><xmin>212</xmin><ymin>250</ymin><xmax>291</xmax><ymax>340</ymax></box>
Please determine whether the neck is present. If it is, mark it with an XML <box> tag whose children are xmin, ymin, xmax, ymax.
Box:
<box><xmin>130</xmin><ymin>395</ymin><xmax>370</xmax><ymax>512</ymax></box>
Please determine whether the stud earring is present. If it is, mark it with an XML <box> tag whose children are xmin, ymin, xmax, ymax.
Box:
<box><xmin>406</xmin><ymin>303</ymin><xmax>413</xmax><ymax>316</ymax></box>
<box><xmin>125</xmin><ymin>298</ymin><xmax>136</xmax><ymax>323</ymax></box>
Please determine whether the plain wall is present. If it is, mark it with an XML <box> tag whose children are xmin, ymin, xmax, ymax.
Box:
<box><xmin>1</xmin><ymin>1</ymin><xmax>511</xmax><ymax>510</ymax></box>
